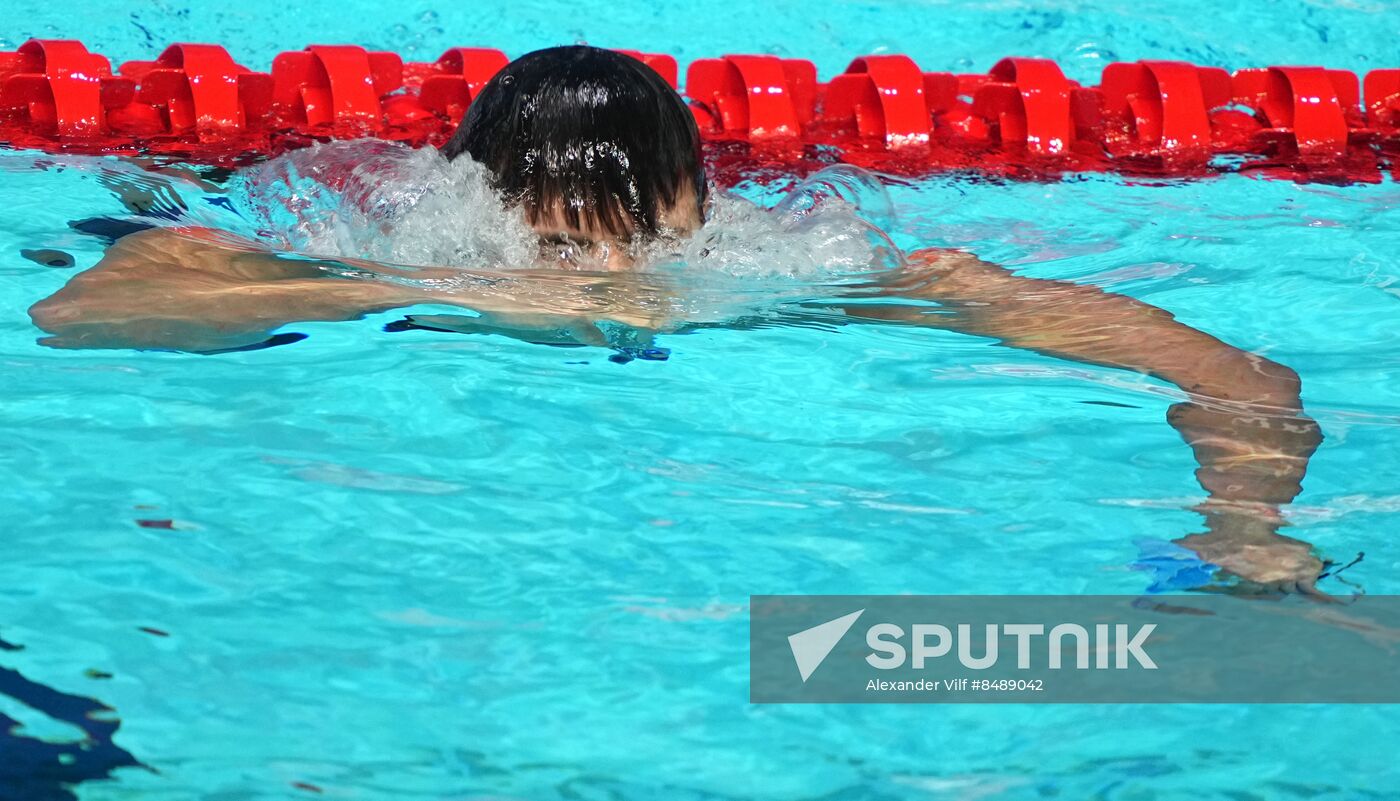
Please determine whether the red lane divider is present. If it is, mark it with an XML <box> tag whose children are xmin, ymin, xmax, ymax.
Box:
<box><xmin>931</xmin><ymin>75</ymin><xmax>991</xmax><ymax>142</ymax></box>
<box><xmin>1364</xmin><ymin>69</ymin><xmax>1400</xmax><ymax>128</ymax></box>
<box><xmin>615</xmin><ymin>50</ymin><xmax>680</xmax><ymax>89</ymax></box>
<box><xmin>1100</xmin><ymin>60</ymin><xmax>1230</xmax><ymax>158</ymax></box>
<box><xmin>823</xmin><ymin>55</ymin><xmax>935</xmax><ymax>147</ymax></box>
<box><xmin>1</xmin><ymin>38</ymin><xmax>1396</xmax><ymax>183</ymax></box>
<box><xmin>686</xmin><ymin>54</ymin><xmax>816</xmax><ymax>139</ymax></box>
<box><xmin>1233</xmin><ymin>66</ymin><xmax>1357</xmax><ymax>158</ymax></box>
<box><xmin>271</xmin><ymin>44</ymin><xmax>402</xmax><ymax>128</ymax></box>
<box><xmin>0</xmin><ymin>40</ymin><xmax>130</xmax><ymax>137</ymax></box>
<box><xmin>974</xmin><ymin>58</ymin><xmax>1077</xmax><ymax>155</ymax></box>
<box><xmin>405</xmin><ymin>47</ymin><xmax>508</xmax><ymax>124</ymax></box>
<box><xmin>119</xmin><ymin>44</ymin><xmax>272</xmax><ymax>135</ymax></box>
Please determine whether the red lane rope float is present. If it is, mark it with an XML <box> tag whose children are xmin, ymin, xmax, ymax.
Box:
<box><xmin>975</xmin><ymin>58</ymin><xmax>1078</xmax><ymax>156</ymax></box>
<box><xmin>1231</xmin><ymin>66</ymin><xmax>1357</xmax><ymax>158</ymax></box>
<box><xmin>1099</xmin><ymin>60</ymin><xmax>1228</xmax><ymax>159</ymax></box>
<box><xmin>1365</xmin><ymin>69</ymin><xmax>1400</xmax><ymax>128</ymax></box>
<box><xmin>116</xmin><ymin>44</ymin><xmax>272</xmax><ymax>136</ymax></box>
<box><xmin>271</xmin><ymin>45</ymin><xmax>402</xmax><ymax>128</ymax></box>
<box><xmin>1362</xmin><ymin>69</ymin><xmax>1400</xmax><ymax>165</ymax></box>
<box><xmin>0</xmin><ymin>40</ymin><xmax>130</xmax><ymax>137</ymax></box>
<box><xmin>614</xmin><ymin>50</ymin><xmax>679</xmax><ymax>89</ymax></box>
<box><xmin>822</xmin><ymin>54</ymin><xmax>934</xmax><ymax>148</ymax></box>
<box><xmin>2</xmin><ymin>38</ymin><xmax>1399</xmax><ymax>183</ymax></box>
<box><xmin>403</xmin><ymin>47</ymin><xmax>508</xmax><ymax>125</ymax></box>
<box><xmin>686</xmin><ymin>54</ymin><xmax>817</xmax><ymax>140</ymax></box>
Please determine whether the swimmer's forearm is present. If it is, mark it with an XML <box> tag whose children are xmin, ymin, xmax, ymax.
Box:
<box><xmin>881</xmin><ymin>251</ymin><xmax>1326</xmax><ymax>588</ymax></box>
<box><xmin>30</xmin><ymin>228</ymin><xmax>668</xmax><ymax>351</ymax></box>
<box><xmin>1166</xmin><ymin>396</ymin><xmax>1327</xmax><ymax>592</ymax></box>
<box><xmin>854</xmin><ymin>251</ymin><xmax>1306</xmax><ymax>405</ymax></box>
<box><xmin>164</xmin><ymin>227</ymin><xmax>671</xmax><ymax>326</ymax></box>
<box><xmin>865</xmin><ymin>250</ymin><xmax>1322</xmax><ymax>497</ymax></box>
<box><xmin>1165</xmin><ymin>394</ymin><xmax>1320</xmax><ymax>505</ymax></box>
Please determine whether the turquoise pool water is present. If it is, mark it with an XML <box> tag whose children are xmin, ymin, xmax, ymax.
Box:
<box><xmin>3</xmin><ymin>1</ymin><xmax>1400</xmax><ymax>799</ymax></box>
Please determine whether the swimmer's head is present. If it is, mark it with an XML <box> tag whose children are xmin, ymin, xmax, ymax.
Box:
<box><xmin>442</xmin><ymin>45</ymin><xmax>707</xmax><ymax>269</ymax></box>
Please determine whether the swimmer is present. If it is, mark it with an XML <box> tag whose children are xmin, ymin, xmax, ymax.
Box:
<box><xmin>26</xmin><ymin>46</ymin><xmax>1326</xmax><ymax>595</ymax></box>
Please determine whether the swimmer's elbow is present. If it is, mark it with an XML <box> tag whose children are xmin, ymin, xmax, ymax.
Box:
<box><xmin>28</xmin><ymin>293</ymin><xmax>74</xmax><ymax>334</ymax></box>
<box><xmin>1237</xmin><ymin>353</ymin><xmax>1304</xmax><ymax>407</ymax></box>
<box><xmin>1263</xmin><ymin>357</ymin><xmax>1303</xmax><ymax>398</ymax></box>
<box><xmin>27</xmin><ymin>294</ymin><xmax>99</xmax><ymax>349</ymax></box>
<box><xmin>1192</xmin><ymin>350</ymin><xmax>1305</xmax><ymax>410</ymax></box>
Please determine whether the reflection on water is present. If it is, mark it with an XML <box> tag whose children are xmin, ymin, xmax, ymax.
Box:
<box><xmin>0</xmin><ymin>633</ymin><xmax>143</xmax><ymax>801</ymax></box>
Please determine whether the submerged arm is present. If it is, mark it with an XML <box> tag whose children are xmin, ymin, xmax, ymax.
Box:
<box><xmin>844</xmin><ymin>250</ymin><xmax>1326</xmax><ymax>594</ymax></box>
<box><xmin>28</xmin><ymin>227</ymin><xmax>669</xmax><ymax>352</ymax></box>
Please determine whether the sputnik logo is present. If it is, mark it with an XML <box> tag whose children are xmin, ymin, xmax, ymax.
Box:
<box><xmin>787</xmin><ymin>609</ymin><xmax>864</xmax><ymax>682</ymax></box>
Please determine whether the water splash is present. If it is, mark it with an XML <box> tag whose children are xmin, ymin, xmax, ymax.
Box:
<box><xmin>641</xmin><ymin>165</ymin><xmax>905</xmax><ymax>280</ymax></box>
<box><xmin>232</xmin><ymin>140</ymin><xmax>539</xmax><ymax>270</ymax></box>
<box><xmin>229</xmin><ymin>141</ymin><xmax>905</xmax><ymax>281</ymax></box>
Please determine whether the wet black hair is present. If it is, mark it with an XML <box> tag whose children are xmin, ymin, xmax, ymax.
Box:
<box><xmin>441</xmin><ymin>45</ymin><xmax>707</xmax><ymax>240</ymax></box>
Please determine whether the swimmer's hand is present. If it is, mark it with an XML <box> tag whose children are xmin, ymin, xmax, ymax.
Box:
<box><xmin>1177</xmin><ymin>524</ymin><xmax>1336</xmax><ymax>601</ymax></box>
<box><xmin>1162</xmin><ymin>400</ymin><xmax>1330</xmax><ymax>600</ymax></box>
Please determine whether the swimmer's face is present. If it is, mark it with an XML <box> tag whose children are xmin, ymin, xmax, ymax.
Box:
<box><xmin>530</xmin><ymin>184</ymin><xmax>703</xmax><ymax>271</ymax></box>
<box><xmin>444</xmin><ymin>47</ymin><xmax>708</xmax><ymax>270</ymax></box>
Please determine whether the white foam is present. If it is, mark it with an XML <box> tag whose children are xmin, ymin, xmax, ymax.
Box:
<box><xmin>234</xmin><ymin>140</ymin><xmax>538</xmax><ymax>270</ymax></box>
<box><xmin>232</xmin><ymin>140</ymin><xmax>905</xmax><ymax>283</ymax></box>
<box><xmin>651</xmin><ymin>166</ymin><xmax>905</xmax><ymax>280</ymax></box>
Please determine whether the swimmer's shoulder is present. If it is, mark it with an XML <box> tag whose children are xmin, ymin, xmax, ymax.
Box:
<box><xmin>103</xmin><ymin>227</ymin><xmax>238</xmax><ymax>267</ymax></box>
<box><xmin>95</xmin><ymin>227</ymin><xmax>323</xmax><ymax>283</ymax></box>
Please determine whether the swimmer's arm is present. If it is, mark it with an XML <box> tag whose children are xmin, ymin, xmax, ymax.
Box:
<box><xmin>28</xmin><ymin>228</ymin><xmax>665</xmax><ymax>352</ymax></box>
<box><xmin>859</xmin><ymin>250</ymin><xmax>1309</xmax><ymax>409</ymax></box>
<box><xmin>842</xmin><ymin>249</ymin><xmax>1326</xmax><ymax>594</ymax></box>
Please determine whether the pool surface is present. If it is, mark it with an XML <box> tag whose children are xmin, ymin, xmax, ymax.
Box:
<box><xmin>2</xmin><ymin>1</ymin><xmax>1399</xmax><ymax>799</ymax></box>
